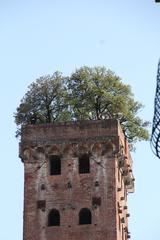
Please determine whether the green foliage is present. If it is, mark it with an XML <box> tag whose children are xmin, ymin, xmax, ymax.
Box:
<box><xmin>14</xmin><ymin>66</ymin><xmax>149</xmax><ymax>149</ymax></box>
<box><xmin>14</xmin><ymin>72</ymin><xmax>71</xmax><ymax>136</ymax></box>
<box><xmin>67</xmin><ymin>66</ymin><xmax>149</xmax><ymax>147</ymax></box>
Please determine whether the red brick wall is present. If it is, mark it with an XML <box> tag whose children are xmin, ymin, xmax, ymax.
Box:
<box><xmin>20</xmin><ymin>120</ymin><xmax>134</xmax><ymax>240</ymax></box>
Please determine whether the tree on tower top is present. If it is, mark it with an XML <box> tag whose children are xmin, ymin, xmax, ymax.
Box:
<box><xmin>14</xmin><ymin>66</ymin><xmax>149</xmax><ymax>150</ymax></box>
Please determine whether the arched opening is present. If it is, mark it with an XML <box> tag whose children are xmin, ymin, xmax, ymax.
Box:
<box><xmin>102</xmin><ymin>142</ymin><xmax>114</xmax><ymax>156</ymax></box>
<box><xmin>79</xmin><ymin>208</ymin><xmax>92</xmax><ymax>225</ymax></box>
<box><xmin>49</xmin><ymin>155</ymin><xmax>61</xmax><ymax>175</ymax></box>
<box><xmin>79</xmin><ymin>154</ymin><xmax>90</xmax><ymax>174</ymax></box>
<box><xmin>48</xmin><ymin>209</ymin><xmax>60</xmax><ymax>226</ymax></box>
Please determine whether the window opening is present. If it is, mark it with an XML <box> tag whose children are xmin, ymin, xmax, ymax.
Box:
<box><xmin>49</xmin><ymin>155</ymin><xmax>61</xmax><ymax>175</ymax></box>
<box><xmin>95</xmin><ymin>181</ymin><xmax>99</xmax><ymax>187</ymax></box>
<box><xmin>48</xmin><ymin>209</ymin><xmax>60</xmax><ymax>226</ymax></box>
<box><xmin>41</xmin><ymin>184</ymin><xmax>45</xmax><ymax>190</ymax></box>
<box><xmin>67</xmin><ymin>181</ymin><xmax>72</xmax><ymax>189</ymax></box>
<box><xmin>92</xmin><ymin>197</ymin><xmax>101</xmax><ymax>206</ymax></box>
<box><xmin>119</xmin><ymin>216</ymin><xmax>121</xmax><ymax>231</ymax></box>
<box><xmin>37</xmin><ymin>200</ymin><xmax>46</xmax><ymax>211</ymax></box>
<box><xmin>79</xmin><ymin>208</ymin><xmax>92</xmax><ymax>225</ymax></box>
<box><xmin>79</xmin><ymin>154</ymin><xmax>90</xmax><ymax>174</ymax></box>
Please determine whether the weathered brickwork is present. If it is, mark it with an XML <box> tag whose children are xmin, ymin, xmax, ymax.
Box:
<box><xmin>19</xmin><ymin>119</ymin><xmax>134</xmax><ymax>240</ymax></box>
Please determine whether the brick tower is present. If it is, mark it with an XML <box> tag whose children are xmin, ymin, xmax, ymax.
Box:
<box><xmin>19</xmin><ymin>119</ymin><xmax>134</xmax><ymax>240</ymax></box>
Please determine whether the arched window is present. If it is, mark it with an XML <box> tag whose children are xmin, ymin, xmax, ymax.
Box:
<box><xmin>49</xmin><ymin>155</ymin><xmax>61</xmax><ymax>175</ymax></box>
<box><xmin>79</xmin><ymin>154</ymin><xmax>90</xmax><ymax>174</ymax></box>
<box><xmin>48</xmin><ymin>209</ymin><xmax>60</xmax><ymax>226</ymax></box>
<box><xmin>79</xmin><ymin>208</ymin><xmax>92</xmax><ymax>225</ymax></box>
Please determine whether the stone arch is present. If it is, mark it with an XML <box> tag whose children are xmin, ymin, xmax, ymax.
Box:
<box><xmin>48</xmin><ymin>209</ymin><xmax>60</xmax><ymax>226</ymax></box>
<box><xmin>22</xmin><ymin>148</ymin><xmax>31</xmax><ymax>160</ymax></box>
<box><xmin>47</xmin><ymin>145</ymin><xmax>60</xmax><ymax>155</ymax></box>
<box><xmin>102</xmin><ymin>141</ymin><xmax>115</xmax><ymax>156</ymax></box>
<box><xmin>79</xmin><ymin>208</ymin><xmax>92</xmax><ymax>225</ymax></box>
<box><xmin>78</xmin><ymin>144</ymin><xmax>89</xmax><ymax>155</ymax></box>
<box><xmin>63</xmin><ymin>144</ymin><xmax>73</xmax><ymax>156</ymax></box>
<box><xmin>91</xmin><ymin>143</ymin><xmax>102</xmax><ymax>156</ymax></box>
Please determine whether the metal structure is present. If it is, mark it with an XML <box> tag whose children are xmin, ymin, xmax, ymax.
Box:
<box><xmin>151</xmin><ymin>60</ymin><xmax>160</xmax><ymax>158</ymax></box>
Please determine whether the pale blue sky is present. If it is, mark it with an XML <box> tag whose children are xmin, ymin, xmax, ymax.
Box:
<box><xmin>0</xmin><ymin>1</ymin><xmax>160</xmax><ymax>239</ymax></box>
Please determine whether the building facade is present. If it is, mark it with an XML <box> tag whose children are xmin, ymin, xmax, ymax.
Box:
<box><xmin>19</xmin><ymin>119</ymin><xmax>134</xmax><ymax>240</ymax></box>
